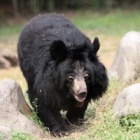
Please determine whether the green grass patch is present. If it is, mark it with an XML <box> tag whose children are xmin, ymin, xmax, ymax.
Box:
<box><xmin>12</xmin><ymin>130</ymin><xmax>35</xmax><ymax>140</ymax></box>
<box><xmin>71</xmin><ymin>9</ymin><xmax>140</xmax><ymax>35</ymax></box>
<box><xmin>28</xmin><ymin>110</ymin><xmax>45</xmax><ymax>128</ymax></box>
<box><xmin>26</xmin><ymin>78</ymin><xmax>140</xmax><ymax>140</ymax></box>
<box><xmin>120</xmin><ymin>113</ymin><xmax>140</xmax><ymax>133</ymax></box>
<box><xmin>0</xmin><ymin>24</ymin><xmax>23</xmax><ymax>38</ymax></box>
<box><xmin>87</xmin><ymin>111</ymin><xmax>140</xmax><ymax>140</ymax></box>
<box><xmin>1</xmin><ymin>9</ymin><xmax>140</xmax><ymax>39</ymax></box>
<box><xmin>0</xmin><ymin>133</ymin><xmax>4</xmax><ymax>140</ymax></box>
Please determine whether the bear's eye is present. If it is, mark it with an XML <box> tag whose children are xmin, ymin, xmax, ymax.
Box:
<box><xmin>67</xmin><ymin>75</ymin><xmax>74</xmax><ymax>82</ymax></box>
<box><xmin>84</xmin><ymin>73</ymin><xmax>89</xmax><ymax>80</ymax></box>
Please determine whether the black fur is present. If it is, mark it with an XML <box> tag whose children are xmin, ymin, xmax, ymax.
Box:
<box><xmin>18</xmin><ymin>13</ymin><xmax>108</xmax><ymax>136</ymax></box>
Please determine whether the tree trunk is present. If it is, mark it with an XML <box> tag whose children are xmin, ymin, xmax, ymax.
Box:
<box><xmin>12</xmin><ymin>0</ymin><xmax>19</xmax><ymax>17</ymax></box>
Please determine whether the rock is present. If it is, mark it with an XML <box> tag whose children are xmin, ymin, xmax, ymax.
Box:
<box><xmin>0</xmin><ymin>48</ymin><xmax>18</xmax><ymax>69</ymax></box>
<box><xmin>0</xmin><ymin>79</ymin><xmax>46</xmax><ymax>139</ymax></box>
<box><xmin>0</xmin><ymin>126</ymin><xmax>12</xmax><ymax>140</ymax></box>
<box><xmin>109</xmin><ymin>31</ymin><xmax>140</xmax><ymax>82</ymax></box>
<box><xmin>113</xmin><ymin>83</ymin><xmax>140</xmax><ymax>118</ymax></box>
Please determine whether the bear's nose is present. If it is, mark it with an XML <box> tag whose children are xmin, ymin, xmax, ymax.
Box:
<box><xmin>77</xmin><ymin>92</ymin><xmax>87</xmax><ymax>98</ymax></box>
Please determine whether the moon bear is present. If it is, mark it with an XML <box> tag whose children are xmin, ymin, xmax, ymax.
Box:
<box><xmin>18</xmin><ymin>13</ymin><xmax>108</xmax><ymax>136</ymax></box>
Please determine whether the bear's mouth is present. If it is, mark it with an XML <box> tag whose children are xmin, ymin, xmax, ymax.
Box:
<box><xmin>74</xmin><ymin>92</ymin><xmax>87</xmax><ymax>102</ymax></box>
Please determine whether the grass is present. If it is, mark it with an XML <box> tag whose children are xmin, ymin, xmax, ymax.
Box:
<box><xmin>0</xmin><ymin>134</ymin><xmax>4</xmax><ymax>140</ymax></box>
<box><xmin>0</xmin><ymin>130</ymin><xmax>35</xmax><ymax>140</ymax></box>
<box><xmin>0</xmin><ymin>9</ymin><xmax>140</xmax><ymax>139</ymax></box>
<box><xmin>25</xmin><ymin>78</ymin><xmax>140</xmax><ymax>140</ymax></box>
<box><xmin>0</xmin><ymin>25</ymin><xmax>22</xmax><ymax>38</ymax></box>
<box><xmin>1</xmin><ymin>9</ymin><xmax>140</xmax><ymax>39</ymax></box>
<box><xmin>60</xmin><ymin>78</ymin><xmax>140</xmax><ymax>140</ymax></box>
<box><xmin>71</xmin><ymin>9</ymin><xmax>140</xmax><ymax>36</ymax></box>
<box><xmin>11</xmin><ymin>130</ymin><xmax>35</xmax><ymax>140</ymax></box>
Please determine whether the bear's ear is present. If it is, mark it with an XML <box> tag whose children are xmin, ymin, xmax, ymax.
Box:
<box><xmin>51</xmin><ymin>40</ymin><xmax>67</xmax><ymax>61</ymax></box>
<box><xmin>93</xmin><ymin>37</ymin><xmax>100</xmax><ymax>53</ymax></box>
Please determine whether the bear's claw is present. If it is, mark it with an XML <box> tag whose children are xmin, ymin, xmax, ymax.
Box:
<box><xmin>51</xmin><ymin>129</ymin><xmax>69</xmax><ymax>137</ymax></box>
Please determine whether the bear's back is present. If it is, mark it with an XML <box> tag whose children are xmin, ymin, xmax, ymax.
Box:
<box><xmin>23</xmin><ymin>14</ymin><xmax>75</xmax><ymax>34</ymax></box>
<box><xmin>18</xmin><ymin>14</ymin><xmax>90</xmax><ymax>51</ymax></box>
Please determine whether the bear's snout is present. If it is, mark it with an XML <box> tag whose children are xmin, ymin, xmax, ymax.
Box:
<box><xmin>72</xmin><ymin>79</ymin><xmax>87</xmax><ymax>102</ymax></box>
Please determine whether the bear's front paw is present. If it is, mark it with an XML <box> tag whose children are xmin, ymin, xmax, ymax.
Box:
<box><xmin>51</xmin><ymin>126</ymin><xmax>69</xmax><ymax>137</ymax></box>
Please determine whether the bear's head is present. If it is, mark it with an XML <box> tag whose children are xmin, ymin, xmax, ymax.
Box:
<box><xmin>50</xmin><ymin>37</ymin><xmax>107</xmax><ymax>102</ymax></box>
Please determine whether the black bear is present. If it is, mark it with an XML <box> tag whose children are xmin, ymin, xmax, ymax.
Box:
<box><xmin>18</xmin><ymin>13</ymin><xmax>108</xmax><ymax>136</ymax></box>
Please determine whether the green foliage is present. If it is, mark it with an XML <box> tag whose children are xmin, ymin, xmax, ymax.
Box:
<box><xmin>1</xmin><ymin>9</ymin><xmax>140</xmax><ymax>38</ymax></box>
<box><xmin>11</xmin><ymin>130</ymin><xmax>35</xmax><ymax>140</ymax></box>
<box><xmin>0</xmin><ymin>25</ymin><xmax>22</xmax><ymax>38</ymax></box>
<box><xmin>85</xmin><ymin>107</ymin><xmax>96</xmax><ymax>118</ymax></box>
<box><xmin>8</xmin><ymin>0</ymin><xmax>140</xmax><ymax>15</ymax></box>
<box><xmin>120</xmin><ymin>113</ymin><xmax>140</xmax><ymax>133</ymax></box>
<box><xmin>0</xmin><ymin>12</ymin><xmax>5</xmax><ymax>26</ymax></box>
<box><xmin>71</xmin><ymin>10</ymin><xmax>140</xmax><ymax>35</ymax></box>
<box><xmin>0</xmin><ymin>133</ymin><xmax>4</xmax><ymax>140</ymax></box>
<box><xmin>90</xmin><ymin>0</ymin><xmax>108</xmax><ymax>9</ymax></box>
<box><xmin>28</xmin><ymin>109</ymin><xmax>49</xmax><ymax>133</ymax></box>
<box><xmin>87</xmin><ymin>112</ymin><xmax>140</xmax><ymax>140</ymax></box>
<box><xmin>28</xmin><ymin>110</ymin><xmax>45</xmax><ymax>128</ymax></box>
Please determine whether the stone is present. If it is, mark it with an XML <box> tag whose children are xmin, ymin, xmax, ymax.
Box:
<box><xmin>0</xmin><ymin>126</ymin><xmax>12</xmax><ymax>140</ymax></box>
<box><xmin>113</xmin><ymin>83</ymin><xmax>140</xmax><ymax>118</ymax></box>
<box><xmin>0</xmin><ymin>79</ymin><xmax>46</xmax><ymax>139</ymax></box>
<box><xmin>0</xmin><ymin>48</ymin><xmax>18</xmax><ymax>69</ymax></box>
<box><xmin>109</xmin><ymin>31</ymin><xmax>140</xmax><ymax>82</ymax></box>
